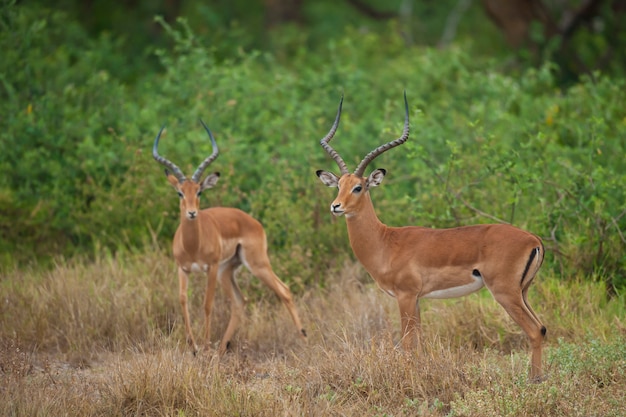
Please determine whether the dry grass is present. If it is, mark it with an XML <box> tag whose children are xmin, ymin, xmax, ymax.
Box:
<box><xmin>1</xmin><ymin>249</ymin><xmax>624</xmax><ymax>416</ymax></box>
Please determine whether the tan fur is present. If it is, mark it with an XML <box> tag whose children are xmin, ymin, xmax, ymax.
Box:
<box><xmin>166</xmin><ymin>174</ymin><xmax>306</xmax><ymax>355</ymax></box>
<box><xmin>317</xmin><ymin>171</ymin><xmax>546</xmax><ymax>381</ymax></box>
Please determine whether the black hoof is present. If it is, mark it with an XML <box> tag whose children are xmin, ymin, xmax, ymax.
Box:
<box><xmin>530</xmin><ymin>374</ymin><xmax>548</xmax><ymax>384</ymax></box>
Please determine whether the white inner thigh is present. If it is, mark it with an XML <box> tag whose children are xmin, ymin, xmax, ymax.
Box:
<box><xmin>422</xmin><ymin>274</ymin><xmax>484</xmax><ymax>299</ymax></box>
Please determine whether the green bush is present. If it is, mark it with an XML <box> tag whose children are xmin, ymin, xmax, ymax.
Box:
<box><xmin>0</xmin><ymin>6</ymin><xmax>132</xmax><ymax>259</ymax></box>
<box><xmin>1</xmin><ymin>6</ymin><xmax>624</xmax><ymax>292</ymax></box>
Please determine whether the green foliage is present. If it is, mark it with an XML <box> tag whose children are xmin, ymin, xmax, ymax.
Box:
<box><xmin>550</xmin><ymin>336</ymin><xmax>626</xmax><ymax>387</ymax></box>
<box><xmin>1</xmin><ymin>3</ymin><xmax>625</xmax><ymax>292</ymax></box>
<box><xmin>0</xmin><ymin>5</ymin><xmax>133</xmax><ymax>259</ymax></box>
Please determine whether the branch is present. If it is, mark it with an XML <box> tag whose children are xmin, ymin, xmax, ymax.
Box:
<box><xmin>559</xmin><ymin>0</ymin><xmax>605</xmax><ymax>40</ymax></box>
<box><xmin>608</xmin><ymin>209</ymin><xmax>626</xmax><ymax>244</ymax></box>
<box><xmin>439</xmin><ymin>0</ymin><xmax>473</xmax><ymax>47</ymax></box>
<box><xmin>345</xmin><ymin>0</ymin><xmax>397</xmax><ymax>20</ymax></box>
<box><xmin>453</xmin><ymin>192</ymin><xmax>510</xmax><ymax>224</ymax></box>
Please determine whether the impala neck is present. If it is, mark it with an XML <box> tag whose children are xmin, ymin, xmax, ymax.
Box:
<box><xmin>179</xmin><ymin>214</ymin><xmax>202</xmax><ymax>254</ymax></box>
<box><xmin>344</xmin><ymin>192</ymin><xmax>387</xmax><ymax>272</ymax></box>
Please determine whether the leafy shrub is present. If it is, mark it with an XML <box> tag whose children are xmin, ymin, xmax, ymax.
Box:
<box><xmin>549</xmin><ymin>336</ymin><xmax>626</xmax><ymax>388</ymax></box>
<box><xmin>1</xmin><ymin>6</ymin><xmax>624</xmax><ymax>292</ymax></box>
<box><xmin>0</xmin><ymin>5</ymin><xmax>133</xmax><ymax>259</ymax></box>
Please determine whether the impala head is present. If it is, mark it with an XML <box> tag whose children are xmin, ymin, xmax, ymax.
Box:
<box><xmin>316</xmin><ymin>92</ymin><xmax>410</xmax><ymax>217</ymax></box>
<box><xmin>153</xmin><ymin>120</ymin><xmax>220</xmax><ymax>221</ymax></box>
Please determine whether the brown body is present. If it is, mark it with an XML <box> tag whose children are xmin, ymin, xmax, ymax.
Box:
<box><xmin>154</xmin><ymin>122</ymin><xmax>306</xmax><ymax>354</ymax></box>
<box><xmin>316</xmin><ymin>94</ymin><xmax>546</xmax><ymax>381</ymax></box>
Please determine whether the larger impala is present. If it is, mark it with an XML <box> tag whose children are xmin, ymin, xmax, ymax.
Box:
<box><xmin>153</xmin><ymin>121</ymin><xmax>306</xmax><ymax>355</ymax></box>
<box><xmin>316</xmin><ymin>93</ymin><xmax>546</xmax><ymax>381</ymax></box>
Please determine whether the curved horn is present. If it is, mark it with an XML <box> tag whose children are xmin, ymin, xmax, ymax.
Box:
<box><xmin>320</xmin><ymin>95</ymin><xmax>349</xmax><ymax>175</ymax></box>
<box><xmin>153</xmin><ymin>125</ymin><xmax>187</xmax><ymax>181</ymax></box>
<box><xmin>191</xmin><ymin>119</ymin><xmax>219</xmax><ymax>183</ymax></box>
<box><xmin>354</xmin><ymin>91</ymin><xmax>410</xmax><ymax>177</ymax></box>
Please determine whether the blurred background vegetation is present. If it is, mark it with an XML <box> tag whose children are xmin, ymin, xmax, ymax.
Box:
<box><xmin>1</xmin><ymin>0</ymin><xmax>625</xmax><ymax>292</ymax></box>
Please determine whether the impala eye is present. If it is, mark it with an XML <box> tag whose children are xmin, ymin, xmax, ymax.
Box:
<box><xmin>177</xmin><ymin>191</ymin><xmax>184</xmax><ymax>198</ymax></box>
<box><xmin>353</xmin><ymin>185</ymin><xmax>362</xmax><ymax>193</ymax></box>
<box><xmin>196</xmin><ymin>191</ymin><xmax>202</xmax><ymax>197</ymax></box>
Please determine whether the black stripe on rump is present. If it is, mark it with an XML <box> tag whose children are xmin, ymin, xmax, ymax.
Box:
<box><xmin>520</xmin><ymin>247</ymin><xmax>539</xmax><ymax>285</ymax></box>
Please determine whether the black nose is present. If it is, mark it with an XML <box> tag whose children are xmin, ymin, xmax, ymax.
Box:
<box><xmin>331</xmin><ymin>204</ymin><xmax>340</xmax><ymax>210</ymax></box>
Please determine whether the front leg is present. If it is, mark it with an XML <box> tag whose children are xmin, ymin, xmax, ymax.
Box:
<box><xmin>202</xmin><ymin>264</ymin><xmax>219</xmax><ymax>350</ymax></box>
<box><xmin>178</xmin><ymin>267</ymin><xmax>198</xmax><ymax>354</ymax></box>
<box><xmin>397</xmin><ymin>292</ymin><xmax>420</xmax><ymax>351</ymax></box>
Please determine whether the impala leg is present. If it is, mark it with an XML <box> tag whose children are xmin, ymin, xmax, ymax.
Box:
<box><xmin>217</xmin><ymin>263</ymin><xmax>246</xmax><ymax>355</ymax></box>
<box><xmin>491</xmin><ymin>291</ymin><xmax>546</xmax><ymax>382</ymax></box>
<box><xmin>242</xmin><ymin>248</ymin><xmax>307</xmax><ymax>339</ymax></box>
<box><xmin>397</xmin><ymin>293</ymin><xmax>420</xmax><ymax>351</ymax></box>
<box><xmin>178</xmin><ymin>267</ymin><xmax>198</xmax><ymax>354</ymax></box>
<box><xmin>522</xmin><ymin>279</ymin><xmax>544</xmax><ymax>332</ymax></box>
<box><xmin>415</xmin><ymin>299</ymin><xmax>422</xmax><ymax>347</ymax></box>
<box><xmin>257</xmin><ymin>268</ymin><xmax>307</xmax><ymax>339</ymax></box>
<box><xmin>521</xmin><ymin>285</ymin><xmax>546</xmax><ymax>381</ymax></box>
<box><xmin>202</xmin><ymin>265</ymin><xmax>219</xmax><ymax>351</ymax></box>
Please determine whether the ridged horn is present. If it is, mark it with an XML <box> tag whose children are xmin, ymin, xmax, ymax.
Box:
<box><xmin>353</xmin><ymin>91</ymin><xmax>410</xmax><ymax>177</ymax></box>
<box><xmin>153</xmin><ymin>125</ymin><xmax>186</xmax><ymax>182</ymax></box>
<box><xmin>191</xmin><ymin>119</ymin><xmax>219</xmax><ymax>183</ymax></box>
<box><xmin>319</xmin><ymin>95</ymin><xmax>349</xmax><ymax>175</ymax></box>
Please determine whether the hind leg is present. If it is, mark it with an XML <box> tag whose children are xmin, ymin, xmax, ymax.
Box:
<box><xmin>241</xmin><ymin>246</ymin><xmax>307</xmax><ymax>340</ymax></box>
<box><xmin>489</xmin><ymin>287</ymin><xmax>546</xmax><ymax>381</ymax></box>
<box><xmin>521</xmin><ymin>274</ymin><xmax>545</xmax><ymax>334</ymax></box>
<box><xmin>217</xmin><ymin>261</ymin><xmax>246</xmax><ymax>354</ymax></box>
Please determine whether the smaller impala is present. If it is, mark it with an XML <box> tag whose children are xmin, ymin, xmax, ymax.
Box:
<box><xmin>153</xmin><ymin>121</ymin><xmax>306</xmax><ymax>354</ymax></box>
<box><xmin>316</xmin><ymin>93</ymin><xmax>547</xmax><ymax>381</ymax></box>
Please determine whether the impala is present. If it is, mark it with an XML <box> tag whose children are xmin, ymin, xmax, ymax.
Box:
<box><xmin>315</xmin><ymin>93</ymin><xmax>547</xmax><ymax>381</ymax></box>
<box><xmin>153</xmin><ymin>121</ymin><xmax>306</xmax><ymax>354</ymax></box>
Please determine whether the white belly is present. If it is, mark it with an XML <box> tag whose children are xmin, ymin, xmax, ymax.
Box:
<box><xmin>422</xmin><ymin>274</ymin><xmax>484</xmax><ymax>299</ymax></box>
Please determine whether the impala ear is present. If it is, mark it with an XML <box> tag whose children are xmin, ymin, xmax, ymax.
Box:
<box><xmin>316</xmin><ymin>170</ymin><xmax>340</xmax><ymax>188</ymax></box>
<box><xmin>166</xmin><ymin>173</ymin><xmax>181</xmax><ymax>188</ymax></box>
<box><xmin>201</xmin><ymin>172</ymin><xmax>220</xmax><ymax>190</ymax></box>
<box><xmin>366</xmin><ymin>168</ymin><xmax>386</xmax><ymax>188</ymax></box>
